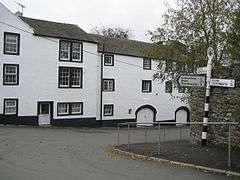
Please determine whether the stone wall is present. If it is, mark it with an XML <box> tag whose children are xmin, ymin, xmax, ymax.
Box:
<box><xmin>190</xmin><ymin>64</ymin><xmax>240</xmax><ymax>148</ymax></box>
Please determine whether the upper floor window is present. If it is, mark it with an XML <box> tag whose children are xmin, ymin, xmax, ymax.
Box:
<box><xmin>165</xmin><ymin>81</ymin><xmax>173</xmax><ymax>93</ymax></box>
<box><xmin>102</xmin><ymin>79</ymin><xmax>115</xmax><ymax>91</ymax></box>
<box><xmin>143</xmin><ymin>59</ymin><xmax>151</xmax><ymax>70</ymax></box>
<box><xmin>104</xmin><ymin>54</ymin><xmax>114</xmax><ymax>66</ymax></box>
<box><xmin>4</xmin><ymin>99</ymin><xmax>18</xmax><ymax>115</ymax></box>
<box><xmin>59</xmin><ymin>40</ymin><xmax>82</xmax><ymax>62</ymax></box>
<box><xmin>59</xmin><ymin>67</ymin><xmax>82</xmax><ymax>88</ymax></box>
<box><xmin>4</xmin><ymin>32</ymin><xmax>20</xmax><ymax>55</ymax></box>
<box><xmin>3</xmin><ymin>64</ymin><xmax>19</xmax><ymax>85</ymax></box>
<box><xmin>142</xmin><ymin>80</ymin><xmax>152</xmax><ymax>93</ymax></box>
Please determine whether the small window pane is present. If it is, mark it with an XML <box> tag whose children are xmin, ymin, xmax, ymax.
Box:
<box><xmin>143</xmin><ymin>59</ymin><xmax>151</xmax><ymax>69</ymax></box>
<box><xmin>165</xmin><ymin>81</ymin><xmax>173</xmax><ymax>93</ymax></box>
<box><xmin>71</xmin><ymin>103</ymin><xmax>82</xmax><ymax>114</ymax></box>
<box><xmin>104</xmin><ymin>54</ymin><xmax>114</xmax><ymax>66</ymax></box>
<box><xmin>5</xmin><ymin>34</ymin><xmax>19</xmax><ymax>54</ymax></box>
<box><xmin>72</xmin><ymin>43</ymin><xmax>81</xmax><ymax>61</ymax></box>
<box><xmin>58</xmin><ymin>103</ymin><xmax>69</xmax><ymax>115</ymax></box>
<box><xmin>4</xmin><ymin>65</ymin><xmax>18</xmax><ymax>85</ymax></box>
<box><xmin>4</xmin><ymin>100</ymin><xmax>17</xmax><ymax>115</ymax></box>
<box><xmin>59</xmin><ymin>67</ymin><xmax>70</xmax><ymax>87</ymax></box>
<box><xmin>142</xmin><ymin>80</ymin><xmax>151</xmax><ymax>92</ymax></box>
<box><xmin>104</xmin><ymin>105</ymin><xmax>113</xmax><ymax>116</ymax></box>
<box><xmin>103</xmin><ymin>79</ymin><xmax>114</xmax><ymax>91</ymax></box>
<box><xmin>60</xmin><ymin>41</ymin><xmax>71</xmax><ymax>60</ymax></box>
<box><xmin>71</xmin><ymin>68</ymin><xmax>82</xmax><ymax>87</ymax></box>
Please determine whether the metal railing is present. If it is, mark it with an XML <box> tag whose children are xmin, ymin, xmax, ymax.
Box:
<box><xmin>116</xmin><ymin>122</ymin><xmax>239</xmax><ymax>168</ymax></box>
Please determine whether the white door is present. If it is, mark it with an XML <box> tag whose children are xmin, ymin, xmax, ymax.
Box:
<box><xmin>176</xmin><ymin>109</ymin><xmax>188</xmax><ymax>125</ymax></box>
<box><xmin>38</xmin><ymin>103</ymin><xmax>51</xmax><ymax>125</ymax></box>
<box><xmin>136</xmin><ymin>108</ymin><xmax>154</xmax><ymax>126</ymax></box>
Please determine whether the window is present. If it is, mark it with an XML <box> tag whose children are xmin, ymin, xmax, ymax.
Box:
<box><xmin>59</xmin><ymin>40</ymin><xmax>82</xmax><ymax>62</ymax></box>
<box><xmin>57</xmin><ymin>102</ymin><xmax>83</xmax><ymax>116</ymax></box>
<box><xmin>59</xmin><ymin>67</ymin><xmax>82</xmax><ymax>88</ymax></box>
<box><xmin>104</xmin><ymin>104</ymin><xmax>114</xmax><ymax>116</ymax></box>
<box><xmin>142</xmin><ymin>80</ymin><xmax>152</xmax><ymax>93</ymax></box>
<box><xmin>165</xmin><ymin>81</ymin><xmax>173</xmax><ymax>93</ymax></box>
<box><xmin>102</xmin><ymin>79</ymin><xmax>115</xmax><ymax>91</ymax></box>
<box><xmin>4</xmin><ymin>99</ymin><xmax>18</xmax><ymax>115</ymax></box>
<box><xmin>143</xmin><ymin>59</ymin><xmax>151</xmax><ymax>70</ymax></box>
<box><xmin>104</xmin><ymin>54</ymin><xmax>114</xmax><ymax>66</ymax></box>
<box><xmin>4</xmin><ymin>32</ymin><xmax>20</xmax><ymax>55</ymax></box>
<box><xmin>3</xmin><ymin>64</ymin><xmax>19</xmax><ymax>85</ymax></box>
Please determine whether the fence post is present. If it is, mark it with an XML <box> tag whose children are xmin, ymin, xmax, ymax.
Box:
<box><xmin>158</xmin><ymin>123</ymin><xmax>161</xmax><ymax>155</ymax></box>
<box><xmin>228</xmin><ymin>124</ymin><xmax>231</xmax><ymax>168</ymax></box>
<box><xmin>163</xmin><ymin>126</ymin><xmax>166</xmax><ymax>142</ymax></box>
<box><xmin>127</xmin><ymin>123</ymin><xmax>130</xmax><ymax>150</ymax></box>
<box><xmin>117</xmin><ymin>124</ymin><xmax>120</xmax><ymax>146</ymax></box>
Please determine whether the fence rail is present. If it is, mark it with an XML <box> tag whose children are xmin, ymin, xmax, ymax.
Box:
<box><xmin>116</xmin><ymin>121</ymin><xmax>239</xmax><ymax>168</ymax></box>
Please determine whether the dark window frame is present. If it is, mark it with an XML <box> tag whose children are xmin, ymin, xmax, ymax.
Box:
<box><xmin>142</xmin><ymin>80</ymin><xmax>152</xmax><ymax>93</ymax></box>
<box><xmin>143</xmin><ymin>58</ymin><xmax>151</xmax><ymax>70</ymax></box>
<box><xmin>3</xmin><ymin>64</ymin><xmax>19</xmax><ymax>86</ymax></box>
<box><xmin>57</xmin><ymin>102</ymin><xmax>83</xmax><ymax>116</ymax></box>
<box><xmin>102</xmin><ymin>78</ymin><xmax>115</xmax><ymax>92</ymax></box>
<box><xmin>3</xmin><ymin>98</ymin><xmax>18</xmax><ymax>116</ymax></box>
<box><xmin>103</xmin><ymin>104</ymin><xmax>114</xmax><ymax>116</ymax></box>
<box><xmin>104</xmin><ymin>54</ymin><xmax>114</xmax><ymax>66</ymax></box>
<box><xmin>3</xmin><ymin>32</ymin><xmax>20</xmax><ymax>55</ymax></box>
<box><xmin>58</xmin><ymin>66</ymin><xmax>83</xmax><ymax>88</ymax></box>
<box><xmin>165</xmin><ymin>81</ymin><xmax>173</xmax><ymax>93</ymax></box>
<box><xmin>59</xmin><ymin>40</ymin><xmax>83</xmax><ymax>63</ymax></box>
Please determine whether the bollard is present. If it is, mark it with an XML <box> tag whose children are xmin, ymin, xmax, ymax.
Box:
<box><xmin>117</xmin><ymin>124</ymin><xmax>120</xmax><ymax>146</ymax></box>
<box><xmin>127</xmin><ymin>123</ymin><xmax>130</xmax><ymax>150</ymax></box>
<box><xmin>228</xmin><ymin>124</ymin><xmax>231</xmax><ymax>168</ymax></box>
<box><xmin>144</xmin><ymin>128</ymin><xmax>147</xmax><ymax>143</ymax></box>
<box><xmin>158</xmin><ymin>123</ymin><xmax>161</xmax><ymax>155</ymax></box>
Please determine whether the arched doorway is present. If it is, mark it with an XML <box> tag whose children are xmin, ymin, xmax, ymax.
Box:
<box><xmin>135</xmin><ymin>105</ymin><xmax>157</xmax><ymax>126</ymax></box>
<box><xmin>175</xmin><ymin>106</ymin><xmax>190</xmax><ymax>125</ymax></box>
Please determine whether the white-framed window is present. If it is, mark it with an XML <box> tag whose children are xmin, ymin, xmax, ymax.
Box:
<box><xmin>165</xmin><ymin>81</ymin><xmax>173</xmax><ymax>93</ymax></box>
<box><xmin>142</xmin><ymin>80</ymin><xmax>152</xmax><ymax>93</ymax></box>
<box><xmin>103</xmin><ymin>79</ymin><xmax>114</xmax><ymax>91</ymax></box>
<box><xmin>143</xmin><ymin>58</ymin><xmax>151</xmax><ymax>70</ymax></box>
<box><xmin>104</xmin><ymin>104</ymin><xmax>114</xmax><ymax>116</ymax></box>
<box><xmin>4</xmin><ymin>99</ymin><xmax>18</xmax><ymax>115</ymax></box>
<box><xmin>59</xmin><ymin>41</ymin><xmax>71</xmax><ymax>61</ymax></box>
<box><xmin>57</xmin><ymin>102</ymin><xmax>83</xmax><ymax>115</ymax></box>
<box><xmin>3</xmin><ymin>64</ymin><xmax>19</xmax><ymax>85</ymax></box>
<box><xmin>71</xmin><ymin>102</ymin><xmax>83</xmax><ymax>115</ymax></box>
<box><xmin>104</xmin><ymin>54</ymin><xmax>114</xmax><ymax>66</ymax></box>
<box><xmin>4</xmin><ymin>32</ymin><xmax>20</xmax><ymax>55</ymax></box>
<box><xmin>59</xmin><ymin>40</ymin><xmax>82</xmax><ymax>62</ymax></box>
<box><xmin>72</xmin><ymin>42</ymin><xmax>81</xmax><ymax>61</ymax></box>
<box><xmin>57</xmin><ymin>103</ymin><xmax>69</xmax><ymax>115</ymax></box>
<box><xmin>59</xmin><ymin>67</ymin><xmax>82</xmax><ymax>88</ymax></box>
<box><xmin>59</xmin><ymin>67</ymin><xmax>70</xmax><ymax>87</ymax></box>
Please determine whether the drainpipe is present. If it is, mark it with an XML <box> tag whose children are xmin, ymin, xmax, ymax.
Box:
<box><xmin>100</xmin><ymin>43</ymin><xmax>105</xmax><ymax>126</ymax></box>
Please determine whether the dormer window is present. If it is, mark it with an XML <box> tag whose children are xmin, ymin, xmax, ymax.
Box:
<box><xmin>143</xmin><ymin>59</ymin><xmax>151</xmax><ymax>70</ymax></box>
<box><xmin>59</xmin><ymin>40</ymin><xmax>82</xmax><ymax>62</ymax></box>
<box><xmin>4</xmin><ymin>32</ymin><xmax>20</xmax><ymax>55</ymax></box>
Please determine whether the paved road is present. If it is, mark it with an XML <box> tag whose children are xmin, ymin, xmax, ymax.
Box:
<box><xmin>0</xmin><ymin>126</ymin><xmax>236</xmax><ymax>180</ymax></box>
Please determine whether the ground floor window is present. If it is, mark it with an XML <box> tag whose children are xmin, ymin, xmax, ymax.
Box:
<box><xmin>103</xmin><ymin>104</ymin><xmax>114</xmax><ymax>116</ymax></box>
<box><xmin>57</xmin><ymin>102</ymin><xmax>83</xmax><ymax>116</ymax></box>
<box><xmin>4</xmin><ymin>99</ymin><xmax>18</xmax><ymax>115</ymax></box>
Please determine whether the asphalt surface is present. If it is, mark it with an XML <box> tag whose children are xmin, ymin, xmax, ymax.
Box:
<box><xmin>0</xmin><ymin>126</ymin><xmax>236</xmax><ymax>180</ymax></box>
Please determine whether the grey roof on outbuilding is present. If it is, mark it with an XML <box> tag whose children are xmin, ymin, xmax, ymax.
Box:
<box><xmin>20</xmin><ymin>17</ymin><xmax>96</xmax><ymax>43</ymax></box>
<box><xmin>89</xmin><ymin>33</ymin><xmax>163</xmax><ymax>59</ymax></box>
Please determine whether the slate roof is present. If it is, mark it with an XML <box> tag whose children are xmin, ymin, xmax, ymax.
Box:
<box><xmin>20</xmin><ymin>17</ymin><xmax>96</xmax><ymax>43</ymax></box>
<box><xmin>90</xmin><ymin>33</ymin><xmax>163</xmax><ymax>59</ymax></box>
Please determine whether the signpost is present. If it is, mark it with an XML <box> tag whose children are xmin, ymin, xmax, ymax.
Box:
<box><xmin>210</xmin><ymin>78</ymin><xmax>235</xmax><ymax>88</ymax></box>
<box><xmin>177</xmin><ymin>75</ymin><xmax>205</xmax><ymax>87</ymax></box>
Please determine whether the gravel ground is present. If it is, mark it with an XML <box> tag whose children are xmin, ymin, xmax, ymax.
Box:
<box><xmin>0</xmin><ymin>125</ymin><xmax>237</xmax><ymax>180</ymax></box>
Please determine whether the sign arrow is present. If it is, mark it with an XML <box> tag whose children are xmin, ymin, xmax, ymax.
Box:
<box><xmin>177</xmin><ymin>75</ymin><xmax>206</xmax><ymax>87</ymax></box>
<box><xmin>210</xmin><ymin>78</ymin><xmax>235</xmax><ymax>88</ymax></box>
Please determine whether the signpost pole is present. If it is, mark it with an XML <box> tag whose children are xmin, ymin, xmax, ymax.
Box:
<box><xmin>201</xmin><ymin>47</ymin><xmax>214</xmax><ymax>146</ymax></box>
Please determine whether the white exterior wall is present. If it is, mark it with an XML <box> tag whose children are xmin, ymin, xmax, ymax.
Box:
<box><xmin>0</xmin><ymin>3</ymin><xmax>98</xmax><ymax>120</ymax></box>
<box><xmin>102</xmin><ymin>54</ymin><xmax>188</xmax><ymax>121</ymax></box>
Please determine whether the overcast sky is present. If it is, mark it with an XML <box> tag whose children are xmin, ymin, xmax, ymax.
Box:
<box><xmin>1</xmin><ymin>0</ymin><xmax>176</xmax><ymax>42</ymax></box>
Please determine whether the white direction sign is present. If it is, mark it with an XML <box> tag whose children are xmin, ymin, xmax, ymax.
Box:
<box><xmin>210</xmin><ymin>78</ymin><xmax>235</xmax><ymax>88</ymax></box>
<box><xmin>177</xmin><ymin>75</ymin><xmax>205</xmax><ymax>87</ymax></box>
<box><xmin>197</xmin><ymin>67</ymin><xmax>207</xmax><ymax>74</ymax></box>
